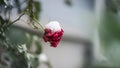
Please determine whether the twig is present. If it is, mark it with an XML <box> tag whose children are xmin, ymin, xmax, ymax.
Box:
<box><xmin>12</xmin><ymin>12</ymin><xmax>25</xmax><ymax>23</ymax></box>
<box><xmin>8</xmin><ymin>12</ymin><xmax>25</xmax><ymax>26</ymax></box>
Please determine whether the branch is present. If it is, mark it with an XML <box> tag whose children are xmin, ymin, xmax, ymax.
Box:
<box><xmin>8</xmin><ymin>12</ymin><xmax>25</xmax><ymax>26</ymax></box>
<box><xmin>12</xmin><ymin>12</ymin><xmax>25</xmax><ymax>23</ymax></box>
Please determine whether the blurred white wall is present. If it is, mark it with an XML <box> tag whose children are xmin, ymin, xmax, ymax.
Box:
<box><xmin>40</xmin><ymin>41</ymin><xmax>84</xmax><ymax>68</ymax></box>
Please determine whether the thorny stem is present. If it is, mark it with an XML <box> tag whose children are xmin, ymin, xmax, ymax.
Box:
<box><xmin>33</xmin><ymin>17</ymin><xmax>45</xmax><ymax>30</ymax></box>
<box><xmin>27</xmin><ymin>0</ymin><xmax>45</xmax><ymax>30</ymax></box>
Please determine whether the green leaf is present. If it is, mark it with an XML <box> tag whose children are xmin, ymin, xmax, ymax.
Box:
<box><xmin>7</xmin><ymin>27</ymin><xmax>27</xmax><ymax>45</ymax></box>
<box><xmin>33</xmin><ymin>1</ymin><xmax>42</xmax><ymax>19</ymax></box>
<box><xmin>26</xmin><ymin>33</ymin><xmax>33</xmax><ymax>49</ymax></box>
<box><xmin>30</xmin><ymin>57</ymin><xmax>39</xmax><ymax>68</ymax></box>
<box><xmin>35</xmin><ymin>41</ymin><xmax>42</xmax><ymax>55</ymax></box>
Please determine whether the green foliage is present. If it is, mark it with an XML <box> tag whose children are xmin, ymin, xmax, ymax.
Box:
<box><xmin>6</xmin><ymin>26</ymin><xmax>43</xmax><ymax>68</ymax></box>
<box><xmin>30</xmin><ymin>57</ymin><xmax>39</xmax><ymax>68</ymax></box>
<box><xmin>106</xmin><ymin>0</ymin><xmax>120</xmax><ymax>13</ymax></box>
<box><xmin>0</xmin><ymin>0</ymin><xmax>43</xmax><ymax>68</ymax></box>
<box><xmin>33</xmin><ymin>1</ymin><xmax>42</xmax><ymax>20</ymax></box>
<box><xmin>94</xmin><ymin>6</ymin><xmax>120</xmax><ymax>68</ymax></box>
<box><xmin>92</xmin><ymin>0</ymin><xmax>120</xmax><ymax>67</ymax></box>
<box><xmin>101</xmin><ymin>12</ymin><xmax>120</xmax><ymax>65</ymax></box>
<box><xmin>0</xmin><ymin>39</ymin><xmax>28</xmax><ymax>68</ymax></box>
<box><xmin>35</xmin><ymin>41</ymin><xmax>42</xmax><ymax>55</ymax></box>
<box><xmin>7</xmin><ymin>27</ymin><xmax>27</xmax><ymax>44</ymax></box>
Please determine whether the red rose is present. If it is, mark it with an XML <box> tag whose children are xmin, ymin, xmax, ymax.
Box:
<box><xmin>43</xmin><ymin>21</ymin><xmax>64</xmax><ymax>48</ymax></box>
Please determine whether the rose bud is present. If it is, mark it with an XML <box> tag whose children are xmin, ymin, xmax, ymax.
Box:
<box><xmin>43</xmin><ymin>21</ymin><xmax>64</xmax><ymax>48</ymax></box>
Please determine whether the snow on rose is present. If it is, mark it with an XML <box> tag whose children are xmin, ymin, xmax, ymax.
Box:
<box><xmin>43</xmin><ymin>21</ymin><xmax>64</xmax><ymax>48</ymax></box>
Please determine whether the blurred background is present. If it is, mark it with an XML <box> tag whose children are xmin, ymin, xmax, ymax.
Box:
<box><xmin>0</xmin><ymin>0</ymin><xmax>120</xmax><ymax>68</ymax></box>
